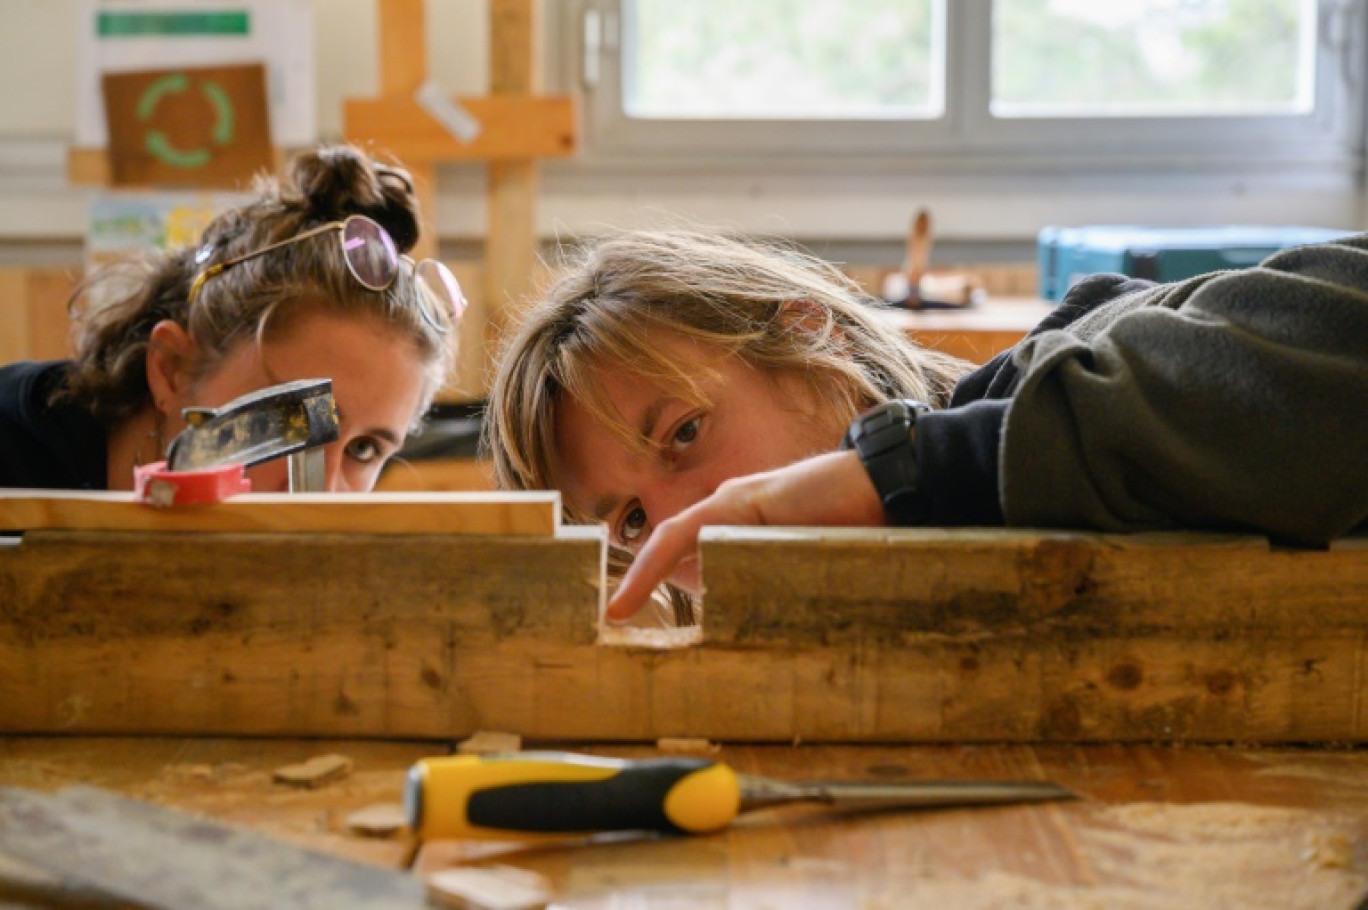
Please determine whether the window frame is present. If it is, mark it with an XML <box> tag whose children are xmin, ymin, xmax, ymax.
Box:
<box><xmin>549</xmin><ymin>0</ymin><xmax>1366</xmax><ymax>176</ymax></box>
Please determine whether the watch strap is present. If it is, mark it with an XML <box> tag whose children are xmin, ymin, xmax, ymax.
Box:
<box><xmin>841</xmin><ymin>399</ymin><xmax>932</xmax><ymax>526</ymax></box>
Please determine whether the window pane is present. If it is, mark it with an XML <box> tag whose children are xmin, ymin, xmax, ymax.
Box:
<box><xmin>993</xmin><ymin>0</ymin><xmax>1316</xmax><ymax>117</ymax></box>
<box><xmin>626</xmin><ymin>0</ymin><xmax>941</xmax><ymax>119</ymax></box>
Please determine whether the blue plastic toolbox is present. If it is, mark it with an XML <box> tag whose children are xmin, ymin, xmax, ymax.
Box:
<box><xmin>1037</xmin><ymin>225</ymin><xmax>1352</xmax><ymax>302</ymax></box>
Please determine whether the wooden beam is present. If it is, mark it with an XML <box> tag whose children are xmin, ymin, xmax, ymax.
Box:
<box><xmin>343</xmin><ymin>96</ymin><xmax>576</xmax><ymax>162</ymax></box>
<box><xmin>379</xmin><ymin>0</ymin><xmax>427</xmax><ymax>96</ymax></box>
<box><xmin>375</xmin><ymin>0</ymin><xmax>436</xmax><ymax>261</ymax></box>
<box><xmin>0</xmin><ymin>491</ymin><xmax>559</xmax><ymax>536</ymax></box>
<box><xmin>482</xmin><ymin>0</ymin><xmax>543</xmax><ymax>399</ymax></box>
<box><xmin>0</xmin><ymin>526</ymin><xmax>605</xmax><ymax>737</ymax></box>
<box><xmin>3</xmin><ymin>526</ymin><xmax>1365</xmax><ymax>743</ymax></box>
<box><xmin>695</xmin><ymin>528</ymin><xmax>1368</xmax><ymax>743</ymax></box>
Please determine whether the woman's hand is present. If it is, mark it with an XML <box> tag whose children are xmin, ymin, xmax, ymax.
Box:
<box><xmin>605</xmin><ymin>449</ymin><xmax>886</xmax><ymax>623</ymax></box>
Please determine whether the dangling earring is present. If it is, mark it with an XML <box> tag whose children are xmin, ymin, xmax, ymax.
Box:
<box><xmin>134</xmin><ymin>406</ymin><xmax>168</xmax><ymax>468</ymax></box>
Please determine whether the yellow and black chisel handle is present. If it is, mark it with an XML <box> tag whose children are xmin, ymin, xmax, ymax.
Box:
<box><xmin>405</xmin><ymin>751</ymin><xmax>740</xmax><ymax>840</ymax></box>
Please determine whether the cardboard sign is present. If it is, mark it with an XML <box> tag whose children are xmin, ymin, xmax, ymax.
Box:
<box><xmin>102</xmin><ymin>63</ymin><xmax>273</xmax><ymax>188</ymax></box>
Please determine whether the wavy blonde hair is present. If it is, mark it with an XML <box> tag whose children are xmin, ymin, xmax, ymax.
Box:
<box><xmin>487</xmin><ymin>229</ymin><xmax>972</xmax><ymax>624</ymax></box>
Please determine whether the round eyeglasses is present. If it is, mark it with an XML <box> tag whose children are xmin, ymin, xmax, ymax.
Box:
<box><xmin>187</xmin><ymin>214</ymin><xmax>466</xmax><ymax>334</ymax></box>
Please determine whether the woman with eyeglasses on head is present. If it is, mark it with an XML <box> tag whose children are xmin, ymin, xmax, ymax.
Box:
<box><xmin>0</xmin><ymin>145</ymin><xmax>465</xmax><ymax>493</ymax></box>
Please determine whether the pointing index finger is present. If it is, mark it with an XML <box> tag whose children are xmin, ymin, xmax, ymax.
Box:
<box><xmin>605</xmin><ymin>509</ymin><xmax>707</xmax><ymax>623</ymax></box>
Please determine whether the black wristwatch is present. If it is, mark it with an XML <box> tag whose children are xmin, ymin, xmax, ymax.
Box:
<box><xmin>840</xmin><ymin>399</ymin><xmax>933</xmax><ymax>526</ymax></box>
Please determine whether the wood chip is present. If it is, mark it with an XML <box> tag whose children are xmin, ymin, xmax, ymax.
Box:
<box><xmin>271</xmin><ymin>754</ymin><xmax>353</xmax><ymax>789</ymax></box>
<box><xmin>656</xmin><ymin>737</ymin><xmax>720</xmax><ymax>755</ymax></box>
<box><xmin>345</xmin><ymin>802</ymin><xmax>408</xmax><ymax>838</ymax></box>
<box><xmin>456</xmin><ymin>732</ymin><xmax>522</xmax><ymax>756</ymax></box>
<box><xmin>426</xmin><ymin>865</ymin><xmax>552</xmax><ymax>910</ymax></box>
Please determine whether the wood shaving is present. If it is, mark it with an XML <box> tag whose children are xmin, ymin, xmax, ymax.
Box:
<box><xmin>457</xmin><ymin>732</ymin><xmax>522</xmax><ymax>756</ymax></box>
<box><xmin>656</xmin><ymin>737</ymin><xmax>720</xmax><ymax>755</ymax></box>
<box><xmin>271</xmin><ymin>754</ymin><xmax>353</xmax><ymax>789</ymax></box>
<box><xmin>345</xmin><ymin>802</ymin><xmax>408</xmax><ymax>838</ymax></box>
<box><xmin>426</xmin><ymin>865</ymin><xmax>552</xmax><ymax>910</ymax></box>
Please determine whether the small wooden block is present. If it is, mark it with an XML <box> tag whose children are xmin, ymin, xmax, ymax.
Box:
<box><xmin>271</xmin><ymin>754</ymin><xmax>353</xmax><ymax>789</ymax></box>
<box><xmin>426</xmin><ymin>866</ymin><xmax>552</xmax><ymax>910</ymax></box>
<box><xmin>656</xmin><ymin>737</ymin><xmax>720</xmax><ymax>755</ymax></box>
<box><xmin>457</xmin><ymin>732</ymin><xmax>522</xmax><ymax>756</ymax></box>
<box><xmin>344</xmin><ymin>802</ymin><xmax>408</xmax><ymax>838</ymax></box>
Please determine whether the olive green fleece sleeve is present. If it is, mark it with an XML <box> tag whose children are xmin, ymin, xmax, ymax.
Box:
<box><xmin>1000</xmin><ymin>235</ymin><xmax>1368</xmax><ymax>545</ymax></box>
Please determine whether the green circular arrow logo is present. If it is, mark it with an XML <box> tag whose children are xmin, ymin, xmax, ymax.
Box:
<box><xmin>137</xmin><ymin>72</ymin><xmax>236</xmax><ymax>169</ymax></box>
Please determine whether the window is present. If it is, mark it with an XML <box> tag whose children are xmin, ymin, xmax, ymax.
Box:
<box><xmin>626</xmin><ymin>0</ymin><xmax>942</xmax><ymax>120</ymax></box>
<box><xmin>561</xmin><ymin>0</ymin><xmax>1363</xmax><ymax>172</ymax></box>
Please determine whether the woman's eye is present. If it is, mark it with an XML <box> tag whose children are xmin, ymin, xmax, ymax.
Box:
<box><xmin>619</xmin><ymin>505</ymin><xmax>647</xmax><ymax>543</ymax></box>
<box><xmin>345</xmin><ymin>437</ymin><xmax>383</xmax><ymax>465</ymax></box>
<box><xmin>671</xmin><ymin>417</ymin><xmax>700</xmax><ymax>449</ymax></box>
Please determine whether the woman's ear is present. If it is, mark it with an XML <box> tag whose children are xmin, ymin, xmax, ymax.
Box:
<box><xmin>145</xmin><ymin>320</ymin><xmax>198</xmax><ymax>414</ymax></box>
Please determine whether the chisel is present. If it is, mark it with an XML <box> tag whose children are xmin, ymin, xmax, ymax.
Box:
<box><xmin>405</xmin><ymin>751</ymin><xmax>1074</xmax><ymax>840</ymax></box>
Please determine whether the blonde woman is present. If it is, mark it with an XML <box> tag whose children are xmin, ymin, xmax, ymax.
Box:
<box><xmin>1</xmin><ymin>146</ymin><xmax>464</xmax><ymax>493</ymax></box>
<box><xmin>489</xmin><ymin>229</ymin><xmax>1368</xmax><ymax>627</ymax></box>
<box><xmin>488</xmin><ymin>229</ymin><xmax>973</xmax><ymax>627</ymax></box>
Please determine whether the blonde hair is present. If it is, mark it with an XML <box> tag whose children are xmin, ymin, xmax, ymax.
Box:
<box><xmin>61</xmin><ymin>146</ymin><xmax>453</xmax><ymax>428</ymax></box>
<box><xmin>487</xmin><ymin>229</ymin><xmax>973</xmax><ymax>623</ymax></box>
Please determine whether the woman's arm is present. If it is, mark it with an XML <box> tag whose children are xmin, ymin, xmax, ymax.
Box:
<box><xmin>1000</xmin><ymin>235</ymin><xmax>1368</xmax><ymax>544</ymax></box>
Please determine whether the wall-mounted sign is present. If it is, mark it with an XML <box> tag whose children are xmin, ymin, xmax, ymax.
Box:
<box><xmin>102</xmin><ymin>63</ymin><xmax>273</xmax><ymax>187</ymax></box>
<box><xmin>77</xmin><ymin>0</ymin><xmax>315</xmax><ymax>149</ymax></box>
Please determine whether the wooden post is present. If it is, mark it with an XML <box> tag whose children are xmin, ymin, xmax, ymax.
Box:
<box><xmin>345</xmin><ymin>0</ymin><xmax>575</xmax><ymax>401</ymax></box>
<box><xmin>484</xmin><ymin>0</ymin><xmax>542</xmax><ymax>389</ymax></box>
<box><xmin>378</xmin><ymin>0</ymin><xmax>438</xmax><ymax>262</ymax></box>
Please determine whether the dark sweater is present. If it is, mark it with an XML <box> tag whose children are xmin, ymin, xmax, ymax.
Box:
<box><xmin>0</xmin><ymin>360</ymin><xmax>109</xmax><ymax>490</ymax></box>
<box><xmin>912</xmin><ymin>233</ymin><xmax>1368</xmax><ymax>545</ymax></box>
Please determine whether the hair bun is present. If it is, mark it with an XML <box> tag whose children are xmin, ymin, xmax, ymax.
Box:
<box><xmin>290</xmin><ymin>146</ymin><xmax>422</xmax><ymax>253</ymax></box>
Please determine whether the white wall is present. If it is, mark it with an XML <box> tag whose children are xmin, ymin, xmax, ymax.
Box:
<box><xmin>0</xmin><ymin>0</ymin><xmax>1362</xmax><ymax>250</ymax></box>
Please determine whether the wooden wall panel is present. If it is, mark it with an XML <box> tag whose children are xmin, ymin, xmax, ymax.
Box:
<box><xmin>0</xmin><ymin>268</ymin><xmax>78</xmax><ymax>364</ymax></box>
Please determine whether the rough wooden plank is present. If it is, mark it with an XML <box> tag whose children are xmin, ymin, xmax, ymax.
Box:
<box><xmin>4</xmin><ymin>526</ymin><xmax>1364</xmax><ymax>743</ymax></box>
<box><xmin>690</xmin><ymin>528</ymin><xmax>1368</xmax><ymax>742</ymax></box>
<box><xmin>699</xmin><ymin>528</ymin><xmax>1368</xmax><ymax>637</ymax></box>
<box><xmin>0</xmin><ymin>527</ymin><xmax>604</xmax><ymax>737</ymax></box>
<box><xmin>344</xmin><ymin>97</ymin><xmax>576</xmax><ymax>163</ymax></box>
<box><xmin>0</xmin><ymin>491</ymin><xmax>558</xmax><ymax>536</ymax></box>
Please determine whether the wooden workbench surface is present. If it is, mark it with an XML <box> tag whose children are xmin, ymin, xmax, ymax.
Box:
<box><xmin>1</xmin><ymin>738</ymin><xmax>1363</xmax><ymax>909</ymax></box>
